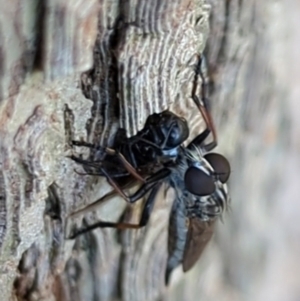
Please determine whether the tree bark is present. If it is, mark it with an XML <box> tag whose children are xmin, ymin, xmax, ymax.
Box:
<box><xmin>1</xmin><ymin>0</ymin><xmax>299</xmax><ymax>301</ymax></box>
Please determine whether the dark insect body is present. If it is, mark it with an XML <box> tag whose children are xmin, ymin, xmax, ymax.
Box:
<box><xmin>71</xmin><ymin>109</ymin><xmax>189</xmax><ymax>179</ymax></box>
<box><xmin>68</xmin><ymin>56</ymin><xmax>231</xmax><ymax>285</ymax></box>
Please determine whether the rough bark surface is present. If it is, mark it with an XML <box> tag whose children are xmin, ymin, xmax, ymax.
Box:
<box><xmin>1</xmin><ymin>0</ymin><xmax>299</xmax><ymax>301</ymax></box>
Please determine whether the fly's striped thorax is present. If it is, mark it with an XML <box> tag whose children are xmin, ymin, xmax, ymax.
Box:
<box><xmin>200</xmin><ymin>181</ymin><xmax>229</xmax><ymax>221</ymax></box>
<box><xmin>185</xmin><ymin>181</ymin><xmax>229</xmax><ymax>222</ymax></box>
<box><xmin>183</xmin><ymin>147</ymin><xmax>230</xmax><ymax>222</ymax></box>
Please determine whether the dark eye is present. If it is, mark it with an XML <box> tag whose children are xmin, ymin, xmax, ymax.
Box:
<box><xmin>204</xmin><ymin>153</ymin><xmax>230</xmax><ymax>183</ymax></box>
<box><xmin>184</xmin><ymin>167</ymin><xmax>215</xmax><ymax>196</ymax></box>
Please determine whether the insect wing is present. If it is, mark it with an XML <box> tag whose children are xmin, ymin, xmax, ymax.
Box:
<box><xmin>182</xmin><ymin>218</ymin><xmax>215</xmax><ymax>272</ymax></box>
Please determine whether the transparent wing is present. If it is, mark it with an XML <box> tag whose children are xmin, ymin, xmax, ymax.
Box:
<box><xmin>182</xmin><ymin>218</ymin><xmax>215</xmax><ymax>272</ymax></box>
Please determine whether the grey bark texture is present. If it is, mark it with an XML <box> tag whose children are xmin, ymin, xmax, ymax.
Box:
<box><xmin>1</xmin><ymin>0</ymin><xmax>299</xmax><ymax>301</ymax></box>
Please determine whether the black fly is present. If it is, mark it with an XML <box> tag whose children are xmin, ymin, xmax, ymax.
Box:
<box><xmin>68</xmin><ymin>55</ymin><xmax>231</xmax><ymax>284</ymax></box>
<box><xmin>70</xmin><ymin>109</ymin><xmax>189</xmax><ymax>181</ymax></box>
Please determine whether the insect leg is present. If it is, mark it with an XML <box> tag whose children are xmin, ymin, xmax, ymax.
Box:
<box><xmin>126</xmin><ymin>142</ymin><xmax>138</xmax><ymax>169</ymax></box>
<box><xmin>70</xmin><ymin>155</ymin><xmax>104</xmax><ymax>167</ymax></box>
<box><xmin>74</xmin><ymin>169</ymin><xmax>130</xmax><ymax>178</ymax></box>
<box><xmin>71</xmin><ymin>155</ymin><xmax>134</xmax><ymax>180</ymax></box>
<box><xmin>102</xmin><ymin>167</ymin><xmax>170</xmax><ymax>204</ymax></box>
<box><xmin>191</xmin><ymin>55</ymin><xmax>217</xmax><ymax>151</ymax></box>
<box><xmin>127</xmin><ymin>130</ymin><xmax>168</xmax><ymax>152</ymax></box>
<box><xmin>71</xmin><ymin>140</ymin><xmax>107</xmax><ymax>158</ymax></box>
<box><xmin>69</xmin><ymin>168</ymin><xmax>171</xmax><ymax>218</ymax></box>
<box><xmin>69</xmin><ymin>189</ymin><xmax>119</xmax><ymax>218</ymax></box>
<box><xmin>68</xmin><ymin>183</ymin><xmax>162</xmax><ymax>238</ymax></box>
<box><xmin>187</xmin><ymin>128</ymin><xmax>211</xmax><ymax>150</ymax></box>
<box><xmin>72</xmin><ymin>140</ymin><xmax>98</xmax><ymax>148</ymax></box>
<box><xmin>72</xmin><ymin>140</ymin><xmax>145</xmax><ymax>182</ymax></box>
<box><xmin>105</xmin><ymin>148</ymin><xmax>145</xmax><ymax>182</ymax></box>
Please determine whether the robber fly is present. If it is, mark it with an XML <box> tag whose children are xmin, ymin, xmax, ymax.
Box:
<box><xmin>68</xmin><ymin>55</ymin><xmax>231</xmax><ymax>284</ymax></box>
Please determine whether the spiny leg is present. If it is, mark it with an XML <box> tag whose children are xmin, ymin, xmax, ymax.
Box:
<box><xmin>68</xmin><ymin>183</ymin><xmax>162</xmax><ymax>238</ymax></box>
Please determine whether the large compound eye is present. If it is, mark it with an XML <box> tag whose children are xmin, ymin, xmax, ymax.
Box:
<box><xmin>184</xmin><ymin>167</ymin><xmax>215</xmax><ymax>196</ymax></box>
<box><xmin>204</xmin><ymin>153</ymin><xmax>230</xmax><ymax>183</ymax></box>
